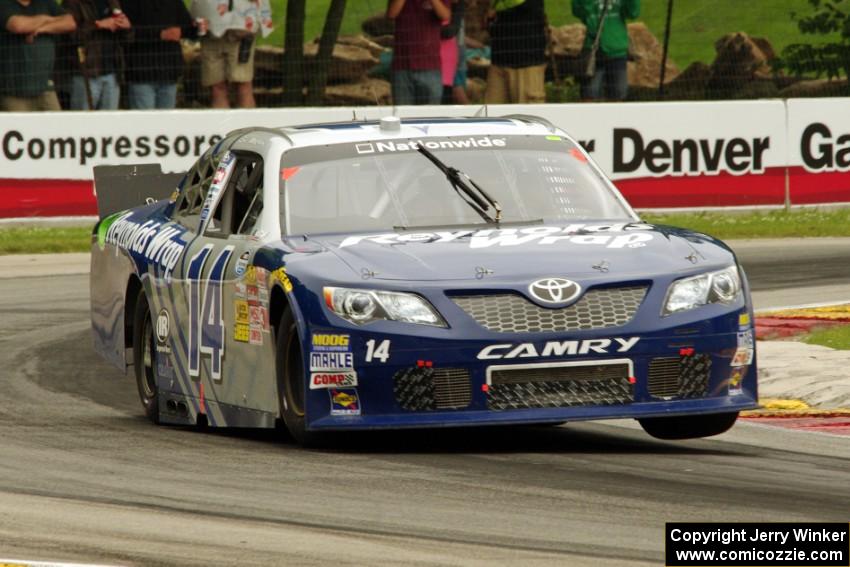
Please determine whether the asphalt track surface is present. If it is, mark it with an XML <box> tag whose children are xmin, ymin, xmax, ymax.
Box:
<box><xmin>0</xmin><ymin>240</ymin><xmax>848</xmax><ymax>566</ymax></box>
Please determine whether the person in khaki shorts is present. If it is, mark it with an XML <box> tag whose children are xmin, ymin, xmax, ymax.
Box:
<box><xmin>192</xmin><ymin>0</ymin><xmax>273</xmax><ymax>109</ymax></box>
<box><xmin>484</xmin><ymin>0</ymin><xmax>547</xmax><ymax>104</ymax></box>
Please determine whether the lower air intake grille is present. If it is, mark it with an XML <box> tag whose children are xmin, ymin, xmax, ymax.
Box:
<box><xmin>394</xmin><ymin>368</ymin><xmax>472</xmax><ymax>411</ymax></box>
<box><xmin>648</xmin><ymin>354</ymin><xmax>711</xmax><ymax>399</ymax></box>
<box><xmin>487</xmin><ymin>363</ymin><xmax>633</xmax><ymax>410</ymax></box>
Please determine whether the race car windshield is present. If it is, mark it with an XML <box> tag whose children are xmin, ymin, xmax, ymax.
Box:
<box><xmin>280</xmin><ymin>135</ymin><xmax>633</xmax><ymax>235</ymax></box>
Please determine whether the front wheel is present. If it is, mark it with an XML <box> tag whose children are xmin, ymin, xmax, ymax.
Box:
<box><xmin>638</xmin><ymin>412</ymin><xmax>739</xmax><ymax>440</ymax></box>
<box><xmin>132</xmin><ymin>289</ymin><xmax>159</xmax><ymax>423</ymax></box>
<box><xmin>275</xmin><ymin>309</ymin><xmax>325</xmax><ymax>446</ymax></box>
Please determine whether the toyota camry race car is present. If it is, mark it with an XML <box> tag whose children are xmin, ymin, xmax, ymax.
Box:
<box><xmin>90</xmin><ymin>115</ymin><xmax>757</xmax><ymax>445</ymax></box>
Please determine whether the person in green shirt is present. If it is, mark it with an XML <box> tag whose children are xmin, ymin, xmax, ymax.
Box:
<box><xmin>572</xmin><ymin>0</ymin><xmax>639</xmax><ymax>101</ymax></box>
<box><xmin>0</xmin><ymin>0</ymin><xmax>77</xmax><ymax>111</ymax></box>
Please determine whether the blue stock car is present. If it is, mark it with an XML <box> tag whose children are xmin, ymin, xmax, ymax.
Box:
<box><xmin>90</xmin><ymin>115</ymin><xmax>758</xmax><ymax>445</ymax></box>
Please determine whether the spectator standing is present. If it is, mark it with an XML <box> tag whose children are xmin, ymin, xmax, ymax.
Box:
<box><xmin>387</xmin><ymin>0</ymin><xmax>450</xmax><ymax>106</ymax></box>
<box><xmin>572</xmin><ymin>0</ymin><xmax>640</xmax><ymax>101</ymax></box>
<box><xmin>484</xmin><ymin>0</ymin><xmax>547</xmax><ymax>104</ymax></box>
<box><xmin>58</xmin><ymin>0</ymin><xmax>130</xmax><ymax>110</ymax></box>
<box><xmin>190</xmin><ymin>0</ymin><xmax>273</xmax><ymax>109</ymax></box>
<box><xmin>121</xmin><ymin>0</ymin><xmax>195</xmax><ymax>109</ymax></box>
<box><xmin>0</xmin><ymin>0</ymin><xmax>76</xmax><ymax>111</ymax></box>
<box><xmin>439</xmin><ymin>0</ymin><xmax>464</xmax><ymax>104</ymax></box>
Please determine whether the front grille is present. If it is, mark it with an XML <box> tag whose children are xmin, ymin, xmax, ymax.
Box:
<box><xmin>648</xmin><ymin>354</ymin><xmax>711</xmax><ymax>399</ymax></box>
<box><xmin>394</xmin><ymin>368</ymin><xmax>472</xmax><ymax>411</ymax></box>
<box><xmin>487</xmin><ymin>362</ymin><xmax>633</xmax><ymax>410</ymax></box>
<box><xmin>452</xmin><ymin>286</ymin><xmax>647</xmax><ymax>333</ymax></box>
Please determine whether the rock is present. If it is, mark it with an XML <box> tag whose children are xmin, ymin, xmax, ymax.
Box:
<box><xmin>324</xmin><ymin>78</ymin><xmax>391</xmax><ymax>106</ymax></box>
<box><xmin>362</xmin><ymin>12</ymin><xmax>394</xmax><ymax>37</ymax></box>
<box><xmin>253</xmin><ymin>42</ymin><xmax>379</xmax><ymax>87</ymax></box>
<box><xmin>303</xmin><ymin>41</ymin><xmax>380</xmax><ymax>84</ymax></box>
<box><xmin>335</xmin><ymin>34</ymin><xmax>389</xmax><ymax>59</ymax></box>
<box><xmin>662</xmin><ymin>61</ymin><xmax>711</xmax><ymax>100</ymax></box>
<box><xmin>549</xmin><ymin>23</ymin><xmax>585</xmax><ymax>59</ymax></box>
<box><xmin>779</xmin><ymin>78</ymin><xmax>849</xmax><ymax>98</ymax></box>
<box><xmin>706</xmin><ymin>32</ymin><xmax>775</xmax><ymax>98</ymax></box>
<box><xmin>626</xmin><ymin>22</ymin><xmax>679</xmax><ymax>88</ymax></box>
<box><xmin>370</xmin><ymin>34</ymin><xmax>395</xmax><ymax>48</ymax></box>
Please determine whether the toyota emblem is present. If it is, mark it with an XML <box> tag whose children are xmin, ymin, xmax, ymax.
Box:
<box><xmin>528</xmin><ymin>278</ymin><xmax>581</xmax><ymax>305</ymax></box>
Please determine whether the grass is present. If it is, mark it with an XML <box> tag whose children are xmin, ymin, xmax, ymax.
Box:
<box><xmin>266</xmin><ymin>0</ymin><xmax>841</xmax><ymax>70</ymax></box>
<box><xmin>3</xmin><ymin>208</ymin><xmax>850</xmax><ymax>255</ymax></box>
<box><xmin>641</xmin><ymin>208</ymin><xmax>850</xmax><ymax>239</ymax></box>
<box><xmin>804</xmin><ymin>324</ymin><xmax>850</xmax><ymax>350</ymax></box>
<box><xmin>0</xmin><ymin>227</ymin><xmax>91</xmax><ymax>255</ymax></box>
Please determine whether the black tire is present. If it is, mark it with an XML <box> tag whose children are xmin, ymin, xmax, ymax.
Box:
<box><xmin>275</xmin><ymin>308</ymin><xmax>324</xmax><ymax>446</ymax></box>
<box><xmin>639</xmin><ymin>412</ymin><xmax>739</xmax><ymax>440</ymax></box>
<box><xmin>132</xmin><ymin>289</ymin><xmax>159</xmax><ymax>423</ymax></box>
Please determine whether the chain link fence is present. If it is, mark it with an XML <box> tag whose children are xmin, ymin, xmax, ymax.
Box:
<box><xmin>0</xmin><ymin>0</ymin><xmax>846</xmax><ymax>110</ymax></box>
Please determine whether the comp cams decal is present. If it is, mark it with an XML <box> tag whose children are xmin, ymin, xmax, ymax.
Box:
<box><xmin>478</xmin><ymin>337</ymin><xmax>640</xmax><ymax>360</ymax></box>
<box><xmin>338</xmin><ymin>224</ymin><xmax>655</xmax><ymax>249</ymax></box>
<box><xmin>311</xmin><ymin>371</ymin><xmax>358</xmax><ymax>389</ymax></box>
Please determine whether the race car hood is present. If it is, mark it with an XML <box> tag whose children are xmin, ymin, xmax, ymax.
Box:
<box><xmin>307</xmin><ymin>223</ymin><xmax>738</xmax><ymax>282</ymax></box>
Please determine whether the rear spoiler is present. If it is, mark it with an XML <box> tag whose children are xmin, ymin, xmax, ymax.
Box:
<box><xmin>92</xmin><ymin>164</ymin><xmax>184</xmax><ymax>220</ymax></box>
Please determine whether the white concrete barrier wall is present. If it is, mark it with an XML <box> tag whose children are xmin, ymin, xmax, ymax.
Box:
<box><xmin>0</xmin><ymin>99</ymin><xmax>847</xmax><ymax>217</ymax></box>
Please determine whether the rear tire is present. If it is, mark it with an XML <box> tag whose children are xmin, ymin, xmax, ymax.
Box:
<box><xmin>132</xmin><ymin>289</ymin><xmax>159</xmax><ymax>423</ymax></box>
<box><xmin>639</xmin><ymin>412</ymin><xmax>738</xmax><ymax>440</ymax></box>
<box><xmin>275</xmin><ymin>309</ymin><xmax>324</xmax><ymax>446</ymax></box>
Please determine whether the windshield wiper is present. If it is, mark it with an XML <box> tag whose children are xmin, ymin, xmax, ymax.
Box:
<box><xmin>415</xmin><ymin>144</ymin><xmax>502</xmax><ymax>224</ymax></box>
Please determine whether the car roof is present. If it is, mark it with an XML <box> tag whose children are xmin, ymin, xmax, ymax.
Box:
<box><xmin>227</xmin><ymin>116</ymin><xmax>566</xmax><ymax>150</ymax></box>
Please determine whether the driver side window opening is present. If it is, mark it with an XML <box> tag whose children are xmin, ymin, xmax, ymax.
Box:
<box><xmin>205</xmin><ymin>153</ymin><xmax>265</xmax><ymax>238</ymax></box>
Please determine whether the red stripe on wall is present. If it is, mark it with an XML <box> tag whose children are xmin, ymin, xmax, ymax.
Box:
<box><xmin>614</xmin><ymin>167</ymin><xmax>787</xmax><ymax>208</ymax></box>
<box><xmin>0</xmin><ymin>166</ymin><xmax>845</xmax><ymax>218</ymax></box>
<box><xmin>0</xmin><ymin>178</ymin><xmax>96</xmax><ymax>218</ymax></box>
<box><xmin>788</xmin><ymin>166</ymin><xmax>850</xmax><ymax>205</ymax></box>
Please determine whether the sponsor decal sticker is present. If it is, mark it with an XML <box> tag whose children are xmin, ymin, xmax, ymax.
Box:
<box><xmin>338</xmin><ymin>223</ymin><xmax>655</xmax><ymax>249</ymax></box>
<box><xmin>329</xmin><ymin>388</ymin><xmax>361</xmax><ymax>416</ymax></box>
<box><xmin>477</xmin><ymin>337</ymin><xmax>640</xmax><ymax>360</ymax></box>
<box><xmin>246</xmin><ymin>285</ymin><xmax>259</xmax><ymax>303</ymax></box>
<box><xmin>235</xmin><ymin>251</ymin><xmax>250</xmax><ymax>277</ymax></box>
<box><xmin>249</xmin><ymin>305</ymin><xmax>269</xmax><ymax>330</ymax></box>
<box><xmin>738</xmin><ymin>312</ymin><xmax>751</xmax><ymax>329</ymax></box>
<box><xmin>234</xmin><ymin>322</ymin><xmax>250</xmax><ymax>343</ymax></box>
<box><xmin>312</xmin><ymin>333</ymin><xmax>350</xmax><ymax>352</ymax></box>
<box><xmin>310</xmin><ymin>351</ymin><xmax>354</xmax><ymax>371</ymax></box>
<box><xmin>155</xmin><ymin>309</ymin><xmax>171</xmax><ymax>354</ymax></box>
<box><xmin>731</xmin><ymin>347</ymin><xmax>754</xmax><ymax>367</ymax></box>
<box><xmin>310</xmin><ymin>371</ymin><xmax>358</xmax><ymax>390</ymax></box>
<box><xmin>244</xmin><ymin>265</ymin><xmax>257</xmax><ymax>286</ymax></box>
<box><xmin>271</xmin><ymin>267</ymin><xmax>293</xmax><ymax>293</ymax></box>
<box><xmin>729</xmin><ymin>367</ymin><xmax>745</xmax><ymax>394</ymax></box>
<box><xmin>235</xmin><ymin>300</ymin><xmax>249</xmax><ymax>324</ymax></box>
<box><xmin>249</xmin><ymin>327</ymin><xmax>263</xmax><ymax>346</ymax></box>
<box><xmin>738</xmin><ymin>330</ymin><xmax>754</xmax><ymax>349</ymax></box>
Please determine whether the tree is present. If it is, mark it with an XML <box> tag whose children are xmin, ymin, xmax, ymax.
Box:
<box><xmin>307</xmin><ymin>0</ymin><xmax>347</xmax><ymax>106</ymax></box>
<box><xmin>282</xmin><ymin>0</ymin><xmax>306</xmax><ymax>106</ymax></box>
<box><xmin>777</xmin><ymin>0</ymin><xmax>850</xmax><ymax>89</ymax></box>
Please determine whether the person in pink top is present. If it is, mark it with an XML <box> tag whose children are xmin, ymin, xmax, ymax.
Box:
<box><xmin>387</xmin><ymin>0</ymin><xmax>450</xmax><ymax>105</ymax></box>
